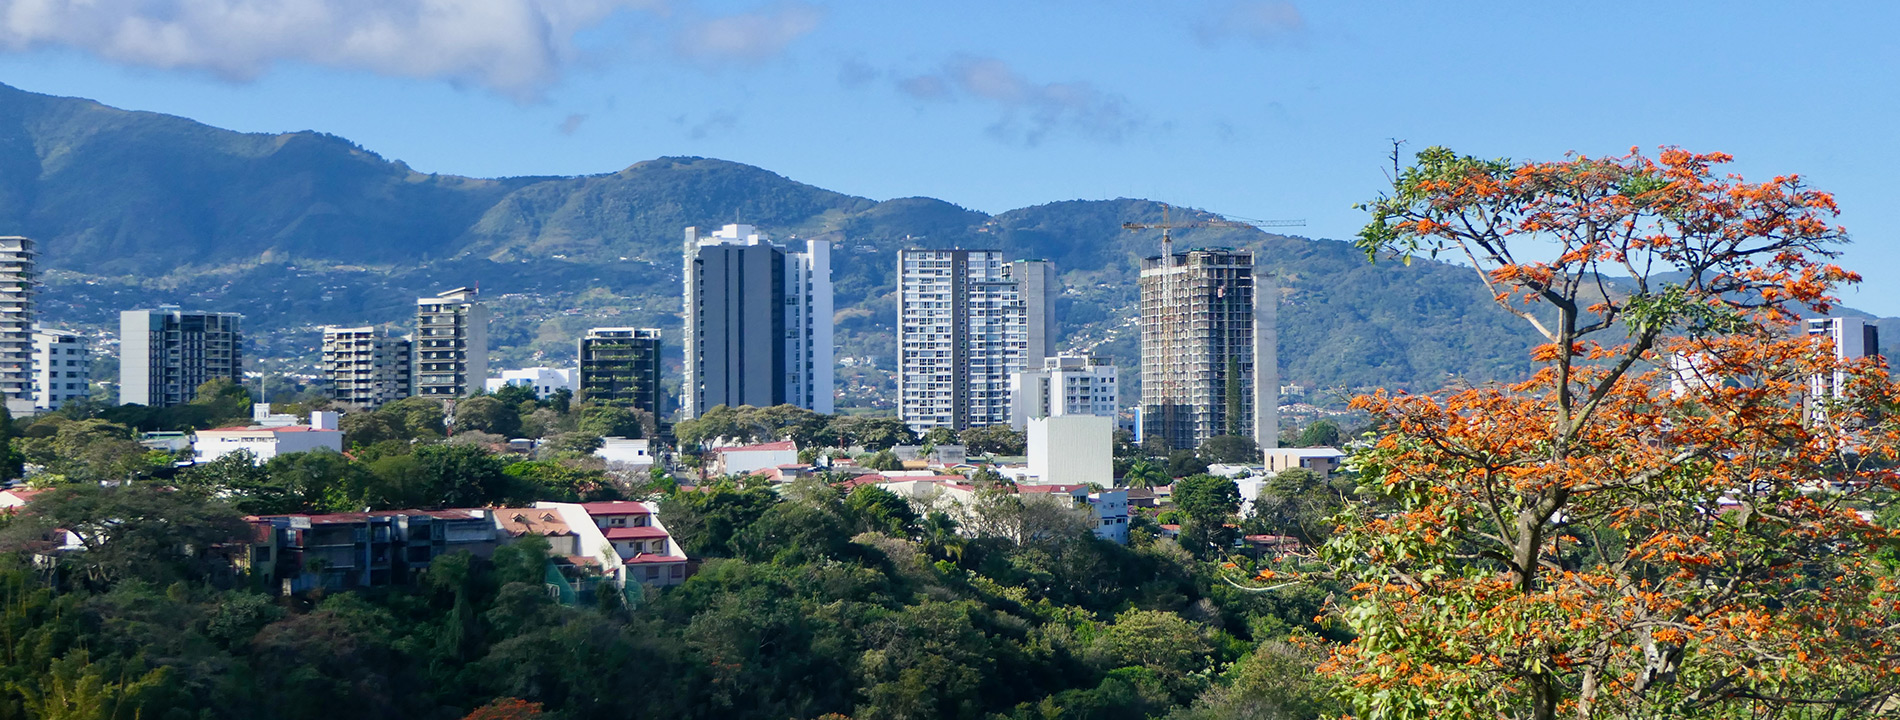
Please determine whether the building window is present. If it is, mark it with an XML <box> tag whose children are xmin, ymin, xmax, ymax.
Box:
<box><xmin>645</xmin><ymin>566</ymin><xmax>660</xmax><ymax>580</ymax></box>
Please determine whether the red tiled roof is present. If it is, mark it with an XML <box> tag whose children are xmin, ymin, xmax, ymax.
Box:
<box><xmin>1018</xmin><ymin>484</ymin><xmax>1087</xmax><ymax>494</ymax></box>
<box><xmin>603</xmin><ymin>526</ymin><xmax>669</xmax><ymax>540</ymax></box>
<box><xmin>837</xmin><ymin>475</ymin><xmax>885</xmax><ymax>489</ymax></box>
<box><xmin>1</xmin><ymin>488</ymin><xmax>47</xmax><ymax>503</ymax></box>
<box><xmin>495</xmin><ymin>508</ymin><xmax>573</xmax><ymax>537</ymax></box>
<box><xmin>1243</xmin><ymin>534</ymin><xmax>1300</xmax><ymax>544</ymax></box>
<box><xmin>580</xmin><ymin>501</ymin><xmax>652</xmax><ymax>516</ymax></box>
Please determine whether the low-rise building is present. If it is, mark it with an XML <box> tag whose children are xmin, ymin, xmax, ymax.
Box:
<box><xmin>485</xmin><ymin>367</ymin><xmax>577</xmax><ymax>398</ymax></box>
<box><xmin>493</xmin><ymin>506</ymin><xmax>580</xmax><ymax>556</ymax></box>
<box><xmin>1262</xmin><ymin>447</ymin><xmax>1347</xmax><ymax>478</ymax></box>
<box><xmin>245</xmin><ymin>508</ymin><xmax>502</xmax><ymax>593</ymax></box>
<box><xmin>194</xmin><ymin>412</ymin><xmax>343</xmax><ymax>464</ymax></box>
<box><xmin>706</xmin><ymin>440</ymin><xmax>798</xmax><ymax>477</ymax></box>
<box><xmin>570</xmin><ymin>501</ymin><xmax>689</xmax><ymax>587</ymax></box>
<box><xmin>595</xmin><ymin>437</ymin><xmax>653</xmax><ymax>470</ymax></box>
<box><xmin>1086</xmin><ymin>489</ymin><xmax>1130</xmax><ymax>544</ymax></box>
<box><xmin>878</xmin><ymin>476</ymin><xmax>1131</xmax><ymax>544</ymax></box>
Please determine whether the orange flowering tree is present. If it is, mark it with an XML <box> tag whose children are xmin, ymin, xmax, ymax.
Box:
<box><xmin>1322</xmin><ymin>147</ymin><xmax>1900</xmax><ymax>719</ymax></box>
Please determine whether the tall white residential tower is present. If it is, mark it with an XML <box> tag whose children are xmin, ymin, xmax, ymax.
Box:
<box><xmin>896</xmin><ymin>249</ymin><xmax>1054</xmax><ymax>432</ymax></box>
<box><xmin>0</xmin><ymin>237</ymin><xmax>33</xmax><ymax>414</ymax></box>
<box><xmin>415</xmin><ymin>288</ymin><xmax>489</xmax><ymax>399</ymax></box>
<box><xmin>322</xmin><ymin>326</ymin><xmax>413</xmax><ymax>409</ymax></box>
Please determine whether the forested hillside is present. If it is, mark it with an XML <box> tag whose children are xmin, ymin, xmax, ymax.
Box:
<box><xmin>0</xmin><ymin>81</ymin><xmax>1671</xmax><ymax>402</ymax></box>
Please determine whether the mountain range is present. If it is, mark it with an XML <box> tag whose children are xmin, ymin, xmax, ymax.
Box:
<box><xmin>8</xmin><ymin>81</ymin><xmax>1874</xmax><ymax>412</ymax></box>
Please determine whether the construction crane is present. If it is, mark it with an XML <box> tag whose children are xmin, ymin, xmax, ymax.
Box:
<box><xmin>1124</xmin><ymin>203</ymin><xmax>1302</xmax><ymax>450</ymax></box>
<box><xmin>1121</xmin><ymin>203</ymin><xmax>1304</xmax><ymax>265</ymax></box>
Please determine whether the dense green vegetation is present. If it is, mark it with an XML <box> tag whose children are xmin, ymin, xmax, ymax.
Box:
<box><xmin>0</xmin><ymin>377</ymin><xmax>1365</xmax><ymax>720</ymax></box>
<box><xmin>0</xmin><ymin>472</ymin><xmax>1345</xmax><ymax>720</ymax></box>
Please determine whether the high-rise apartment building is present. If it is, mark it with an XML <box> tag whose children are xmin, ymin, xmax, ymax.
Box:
<box><xmin>682</xmin><ymin>224</ymin><xmax>833</xmax><ymax>417</ymax></box>
<box><xmin>579</xmin><ymin>327</ymin><xmax>664</xmax><ymax>415</ymax></box>
<box><xmin>1009</xmin><ymin>259</ymin><xmax>1059</xmax><ymax>369</ymax></box>
<box><xmin>119</xmin><ymin>307</ymin><xmax>243</xmax><ymax>407</ymax></box>
<box><xmin>415</xmin><ymin>288</ymin><xmax>489</xmax><ymax>399</ymax></box>
<box><xmin>0</xmin><ymin>237</ymin><xmax>34</xmax><ymax>413</ymax></box>
<box><xmin>322</xmin><ymin>326</ymin><xmax>413</xmax><ymax>409</ymax></box>
<box><xmin>1009</xmin><ymin>354</ymin><xmax>1119</xmax><ymax>429</ymax></box>
<box><xmin>896</xmin><ymin>250</ymin><xmax>1055</xmax><ymax>431</ymax></box>
<box><xmin>1138</xmin><ymin>249</ymin><xmax>1277</xmax><ymax>451</ymax></box>
<box><xmin>1807</xmin><ymin>316</ymin><xmax>1881</xmax><ymax>410</ymax></box>
<box><xmin>31</xmin><ymin>327</ymin><xmax>89</xmax><ymax>411</ymax></box>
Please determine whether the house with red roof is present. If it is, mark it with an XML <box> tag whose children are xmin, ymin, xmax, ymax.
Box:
<box><xmin>706</xmin><ymin>440</ymin><xmax>799</xmax><ymax>477</ymax></box>
<box><xmin>0</xmin><ymin>487</ymin><xmax>47</xmax><ymax>510</ymax></box>
<box><xmin>565</xmin><ymin>500</ymin><xmax>691</xmax><ymax>587</ymax></box>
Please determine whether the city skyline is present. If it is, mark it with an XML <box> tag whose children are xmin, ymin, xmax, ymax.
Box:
<box><xmin>5</xmin><ymin>4</ymin><xmax>1899</xmax><ymax>313</ymax></box>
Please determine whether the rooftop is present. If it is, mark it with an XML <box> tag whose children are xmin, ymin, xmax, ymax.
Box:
<box><xmin>579</xmin><ymin>501</ymin><xmax>652</xmax><ymax>516</ymax></box>
<box><xmin>710</xmin><ymin>440</ymin><xmax>797</xmax><ymax>454</ymax></box>
<box><xmin>495</xmin><ymin>508</ymin><xmax>573</xmax><ymax>537</ymax></box>
<box><xmin>200</xmin><ymin>425</ymin><xmax>340</xmax><ymax>434</ymax></box>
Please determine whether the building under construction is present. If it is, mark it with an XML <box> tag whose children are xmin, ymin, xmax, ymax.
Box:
<box><xmin>1138</xmin><ymin>248</ymin><xmax>1277</xmax><ymax>451</ymax></box>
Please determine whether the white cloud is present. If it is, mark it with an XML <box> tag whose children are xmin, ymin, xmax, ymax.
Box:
<box><xmin>898</xmin><ymin>56</ymin><xmax>1141</xmax><ymax>146</ymax></box>
<box><xmin>1194</xmin><ymin>0</ymin><xmax>1304</xmax><ymax>46</ymax></box>
<box><xmin>0</xmin><ymin>0</ymin><xmax>665</xmax><ymax>100</ymax></box>
<box><xmin>673</xmin><ymin>2</ymin><xmax>821</xmax><ymax>67</ymax></box>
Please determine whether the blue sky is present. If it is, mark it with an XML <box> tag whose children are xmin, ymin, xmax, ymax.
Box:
<box><xmin>2</xmin><ymin>1</ymin><xmax>1897</xmax><ymax>312</ymax></box>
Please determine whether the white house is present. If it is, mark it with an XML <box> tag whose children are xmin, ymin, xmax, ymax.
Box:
<box><xmin>485</xmin><ymin>367</ymin><xmax>577</xmax><ymax>398</ymax></box>
<box><xmin>1086</xmin><ymin>489</ymin><xmax>1130</xmax><ymax>544</ymax></box>
<box><xmin>1262</xmin><ymin>447</ymin><xmax>1347</xmax><ymax>478</ymax></box>
<box><xmin>706</xmin><ymin>441</ymin><xmax>799</xmax><ymax>476</ymax></box>
<box><xmin>596</xmin><ymin>437</ymin><xmax>654</xmax><ymax>470</ymax></box>
<box><xmin>194</xmin><ymin>411</ymin><xmax>344</xmax><ymax>464</ymax></box>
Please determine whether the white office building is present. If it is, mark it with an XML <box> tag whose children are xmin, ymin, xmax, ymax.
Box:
<box><xmin>193</xmin><ymin>411</ymin><xmax>343</xmax><ymax>464</ymax></box>
<box><xmin>682</xmin><ymin>224</ymin><xmax>833</xmax><ymax>417</ymax></box>
<box><xmin>415</xmin><ymin>288</ymin><xmax>489</xmax><ymax>399</ymax></box>
<box><xmin>485</xmin><ymin>367</ymin><xmax>577</xmax><ymax>398</ymax></box>
<box><xmin>31</xmin><ymin>327</ymin><xmax>88</xmax><ymax>411</ymax></box>
<box><xmin>897</xmin><ymin>250</ymin><xmax>1055</xmax><ymax>431</ymax></box>
<box><xmin>1009</xmin><ymin>354</ymin><xmax>1118</xmax><ymax>429</ymax></box>
<box><xmin>1807</xmin><ymin>317</ymin><xmax>1882</xmax><ymax>427</ymax></box>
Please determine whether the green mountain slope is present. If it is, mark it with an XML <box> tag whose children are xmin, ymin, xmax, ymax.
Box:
<box><xmin>0</xmin><ymin>81</ymin><xmax>1590</xmax><ymax>406</ymax></box>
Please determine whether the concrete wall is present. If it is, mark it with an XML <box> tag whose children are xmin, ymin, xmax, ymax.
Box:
<box><xmin>1027</xmin><ymin>415</ymin><xmax>1113</xmax><ymax>486</ymax></box>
